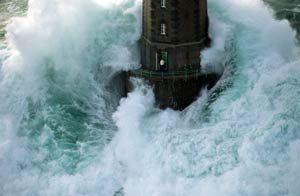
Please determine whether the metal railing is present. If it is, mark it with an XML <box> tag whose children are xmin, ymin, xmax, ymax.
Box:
<box><xmin>129</xmin><ymin>69</ymin><xmax>208</xmax><ymax>80</ymax></box>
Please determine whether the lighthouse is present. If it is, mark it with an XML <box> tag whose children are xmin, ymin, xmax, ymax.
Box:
<box><xmin>141</xmin><ymin>0</ymin><xmax>209</xmax><ymax>70</ymax></box>
<box><xmin>128</xmin><ymin>0</ymin><xmax>219</xmax><ymax>110</ymax></box>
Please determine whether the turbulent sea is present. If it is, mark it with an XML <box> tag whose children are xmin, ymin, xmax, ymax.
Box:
<box><xmin>0</xmin><ymin>0</ymin><xmax>300</xmax><ymax>195</ymax></box>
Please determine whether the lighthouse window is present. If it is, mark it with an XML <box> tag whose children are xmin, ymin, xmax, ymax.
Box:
<box><xmin>161</xmin><ymin>0</ymin><xmax>166</xmax><ymax>8</ymax></box>
<box><xmin>161</xmin><ymin>24</ymin><xmax>166</xmax><ymax>35</ymax></box>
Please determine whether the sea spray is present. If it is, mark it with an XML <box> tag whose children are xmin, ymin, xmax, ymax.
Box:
<box><xmin>0</xmin><ymin>0</ymin><xmax>300</xmax><ymax>195</ymax></box>
<box><xmin>109</xmin><ymin>0</ymin><xmax>300</xmax><ymax>195</ymax></box>
<box><xmin>0</xmin><ymin>0</ymin><xmax>141</xmax><ymax>194</ymax></box>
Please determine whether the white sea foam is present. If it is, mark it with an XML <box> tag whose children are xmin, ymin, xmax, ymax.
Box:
<box><xmin>0</xmin><ymin>0</ymin><xmax>141</xmax><ymax>194</ymax></box>
<box><xmin>0</xmin><ymin>0</ymin><xmax>300</xmax><ymax>195</ymax></box>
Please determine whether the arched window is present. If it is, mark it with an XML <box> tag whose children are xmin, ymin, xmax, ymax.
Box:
<box><xmin>161</xmin><ymin>0</ymin><xmax>166</xmax><ymax>8</ymax></box>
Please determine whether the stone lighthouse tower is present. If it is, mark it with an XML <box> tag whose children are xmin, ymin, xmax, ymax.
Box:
<box><xmin>141</xmin><ymin>0</ymin><xmax>209</xmax><ymax>70</ymax></box>
<box><xmin>128</xmin><ymin>0</ymin><xmax>219</xmax><ymax>110</ymax></box>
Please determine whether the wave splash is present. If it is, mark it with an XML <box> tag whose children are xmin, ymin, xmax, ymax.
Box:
<box><xmin>0</xmin><ymin>0</ymin><xmax>141</xmax><ymax>194</ymax></box>
<box><xmin>0</xmin><ymin>0</ymin><xmax>300</xmax><ymax>196</ymax></box>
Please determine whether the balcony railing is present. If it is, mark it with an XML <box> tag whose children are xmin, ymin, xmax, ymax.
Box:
<box><xmin>129</xmin><ymin>68</ymin><xmax>209</xmax><ymax>80</ymax></box>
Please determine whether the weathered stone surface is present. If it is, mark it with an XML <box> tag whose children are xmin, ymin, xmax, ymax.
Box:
<box><xmin>127</xmin><ymin>0</ymin><xmax>218</xmax><ymax>110</ymax></box>
<box><xmin>127</xmin><ymin>71</ymin><xmax>219</xmax><ymax>110</ymax></box>
<box><xmin>141</xmin><ymin>0</ymin><xmax>209</xmax><ymax>71</ymax></box>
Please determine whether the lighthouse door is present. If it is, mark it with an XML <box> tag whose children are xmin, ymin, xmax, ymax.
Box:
<box><xmin>156</xmin><ymin>51</ymin><xmax>168</xmax><ymax>71</ymax></box>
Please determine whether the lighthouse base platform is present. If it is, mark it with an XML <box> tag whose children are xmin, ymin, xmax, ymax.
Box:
<box><xmin>126</xmin><ymin>69</ymin><xmax>220</xmax><ymax>110</ymax></box>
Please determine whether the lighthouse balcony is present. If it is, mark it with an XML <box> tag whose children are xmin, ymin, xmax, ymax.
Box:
<box><xmin>126</xmin><ymin>68</ymin><xmax>220</xmax><ymax>110</ymax></box>
<box><xmin>128</xmin><ymin>68</ymin><xmax>207</xmax><ymax>81</ymax></box>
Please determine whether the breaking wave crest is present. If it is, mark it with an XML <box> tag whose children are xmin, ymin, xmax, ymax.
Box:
<box><xmin>0</xmin><ymin>0</ymin><xmax>300</xmax><ymax>195</ymax></box>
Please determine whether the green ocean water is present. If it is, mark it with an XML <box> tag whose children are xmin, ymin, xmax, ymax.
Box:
<box><xmin>0</xmin><ymin>0</ymin><xmax>27</xmax><ymax>39</ymax></box>
<box><xmin>265</xmin><ymin>0</ymin><xmax>300</xmax><ymax>38</ymax></box>
<box><xmin>0</xmin><ymin>0</ymin><xmax>300</xmax><ymax>196</ymax></box>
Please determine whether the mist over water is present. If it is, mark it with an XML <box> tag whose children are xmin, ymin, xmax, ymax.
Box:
<box><xmin>1</xmin><ymin>0</ymin><xmax>300</xmax><ymax>196</ymax></box>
